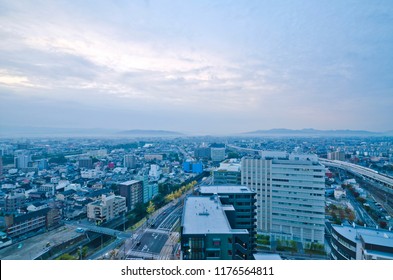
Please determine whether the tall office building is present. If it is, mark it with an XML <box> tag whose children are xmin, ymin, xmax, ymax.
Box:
<box><xmin>241</xmin><ymin>152</ymin><xmax>325</xmax><ymax>244</ymax></box>
<box><xmin>124</xmin><ymin>154</ymin><xmax>137</xmax><ymax>169</ymax></box>
<box><xmin>119</xmin><ymin>180</ymin><xmax>143</xmax><ymax>211</ymax></box>
<box><xmin>0</xmin><ymin>156</ymin><xmax>3</xmax><ymax>176</ymax></box>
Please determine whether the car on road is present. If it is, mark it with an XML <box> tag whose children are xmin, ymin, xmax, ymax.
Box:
<box><xmin>75</xmin><ymin>228</ymin><xmax>85</xmax><ymax>233</ymax></box>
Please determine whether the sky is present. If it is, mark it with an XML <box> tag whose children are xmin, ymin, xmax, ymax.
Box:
<box><xmin>0</xmin><ymin>0</ymin><xmax>392</xmax><ymax>135</ymax></box>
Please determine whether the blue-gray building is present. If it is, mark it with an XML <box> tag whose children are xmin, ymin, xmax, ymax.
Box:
<box><xmin>183</xmin><ymin>161</ymin><xmax>203</xmax><ymax>174</ymax></box>
<box><xmin>181</xmin><ymin>195</ymin><xmax>252</xmax><ymax>260</ymax></box>
<box><xmin>198</xmin><ymin>185</ymin><xmax>257</xmax><ymax>256</ymax></box>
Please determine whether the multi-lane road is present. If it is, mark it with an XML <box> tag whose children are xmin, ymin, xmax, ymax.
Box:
<box><xmin>123</xmin><ymin>203</ymin><xmax>183</xmax><ymax>260</ymax></box>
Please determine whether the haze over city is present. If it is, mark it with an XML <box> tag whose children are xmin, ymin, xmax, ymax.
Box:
<box><xmin>1</xmin><ymin>0</ymin><xmax>393</xmax><ymax>135</ymax></box>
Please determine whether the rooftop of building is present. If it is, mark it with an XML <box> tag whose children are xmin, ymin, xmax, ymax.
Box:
<box><xmin>182</xmin><ymin>196</ymin><xmax>248</xmax><ymax>235</ymax></box>
<box><xmin>332</xmin><ymin>224</ymin><xmax>393</xmax><ymax>247</ymax></box>
<box><xmin>199</xmin><ymin>185</ymin><xmax>254</xmax><ymax>195</ymax></box>
<box><xmin>215</xmin><ymin>160</ymin><xmax>241</xmax><ymax>172</ymax></box>
<box><xmin>11</xmin><ymin>207</ymin><xmax>50</xmax><ymax>223</ymax></box>
<box><xmin>253</xmin><ymin>253</ymin><xmax>282</xmax><ymax>260</ymax></box>
<box><xmin>119</xmin><ymin>180</ymin><xmax>141</xmax><ymax>186</ymax></box>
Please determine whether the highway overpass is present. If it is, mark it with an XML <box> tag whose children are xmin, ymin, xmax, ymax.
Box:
<box><xmin>319</xmin><ymin>158</ymin><xmax>393</xmax><ymax>192</ymax></box>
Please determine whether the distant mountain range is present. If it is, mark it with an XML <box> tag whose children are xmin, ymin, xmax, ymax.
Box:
<box><xmin>242</xmin><ymin>128</ymin><xmax>393</xmax><ymax>136</ymax></box>
<box><xmin>1</xmin><ymin>125</ymin><xmax>392</xmax><ymax>137</ymax></box>
<box><xmin>0</xmin><ymin>126</ymin><xmax>184</xmax><ymax>137</ymax></box>
<box><xmin>117</xmin><ymin>129</ymin><xmax>184</xmax><ymax>136</ymax></box>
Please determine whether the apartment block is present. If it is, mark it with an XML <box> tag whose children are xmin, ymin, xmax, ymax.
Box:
<box><xmin>119</xmin><ymin>180</ymin><xmax>143</xmax><ymax>211</ymax></box>
<box><xmin>87</xmin><ymin>194</ymin><xmax>126</xmax><ymax>224</ymax></box>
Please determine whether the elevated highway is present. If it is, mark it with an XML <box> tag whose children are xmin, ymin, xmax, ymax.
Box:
<box><xmin>319</xmin><ymin>158</ymin><xmax>393</xmax><ymax>194</ymax></box>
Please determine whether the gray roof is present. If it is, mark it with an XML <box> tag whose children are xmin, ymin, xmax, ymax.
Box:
<box><xmin>12</xmin><ymin>207</ymin><xmax>50</xmax><ymax>223</ymax></box>
<box><xmin>332</xmin><ymin>224</ymin><xmax>393</xmax><ymax>247</ymax></box>
<box><xmin>119</xmin><ymin>180</ymin><xmax>141</xmax><ymax>186</ymax></box>
<box><xmin>253</xmin><ymin>253</ymin><xmax>282</xmax><ymax>260</ymax></box>
<box><xmin>361</xmin><ymin>233</ymin><xmax>393</xmax><ymax>248</ymax></box>
<box><xmin>199</xmin><ymin>185</ymin><xmax>254</xmax><ymax>195</ymax></box>
<box><xmin>182</xmin><ymin>196</ymin><xmax>248</xmax><ymax>235</ymax></box>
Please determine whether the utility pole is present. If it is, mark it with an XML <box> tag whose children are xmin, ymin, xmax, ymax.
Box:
<box><xmin>79</xmin><ymin>245</ymin><xmax>82</xmax><ymax>260</ymax></box>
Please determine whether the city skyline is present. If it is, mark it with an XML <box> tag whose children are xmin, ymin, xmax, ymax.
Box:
<box><xmin>1</xmin><ymin>1</ymin><xmax>393</xmax><ymax>135</ymax></box>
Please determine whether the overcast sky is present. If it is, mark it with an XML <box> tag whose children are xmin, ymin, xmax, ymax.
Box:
<box><xmin>0</xmin><ymin>0</ymin><xmax>392</xmax><ymax>135</ymax></box>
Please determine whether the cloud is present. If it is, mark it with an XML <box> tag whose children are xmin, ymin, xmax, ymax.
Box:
<box><xmin>0</xmin><ymin>1</ymin><xmax>392</xmax><ymax>133</ymax></box>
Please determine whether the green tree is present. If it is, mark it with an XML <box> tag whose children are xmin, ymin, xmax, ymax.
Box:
<box><xmin>56</xmin><ymin>253</ymin><xmax>77</xmax><ymax>260</ymax></box>
<box><xmin>146</xmin><ymin>201</ymin><xmax>155</xmax><ymax>216</ymax></box>
<box><xmin>133</xmin><ymin>202</ymin><xmax>147</xmax><ymax>219</ymax></box>
<box><xmin>227</xmin><ymin>152</ymin><xmax>240</xmax><ymax>159</ymax></box>
<box><xmin>48</xmin><ymin>155</ymin><xmax>67</xmax><ymax>165</ymax></box>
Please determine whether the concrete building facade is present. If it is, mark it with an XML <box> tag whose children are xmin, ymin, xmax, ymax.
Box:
<box><xmin>87</xmin><ymin>194</ymin><xmax>126</xmax><ymax>224</ymax></box>
<box><xmin>241</xmin><ymin>152</ymin><xmax>325</xmax><ymax>244</ymax></box>
<box><xmin>119</xmin><ymin>180</ymin><xmax>143</xmax><ymax>211</ymax></box>
<box><xmin>327</xmin><ymin>222</ymin><xmax>393</xmax><ymax>260</ymax></box>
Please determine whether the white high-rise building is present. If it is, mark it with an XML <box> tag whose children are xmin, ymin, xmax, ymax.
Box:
<box><xmin>149</xmin><ymin>164</ymin><xmax>162</xmax><ymax>181</ymax></box>
<box><xmin>241</xmin><ymin>152</ymin><xmax>325</xmax><ymax>244</ymax></box>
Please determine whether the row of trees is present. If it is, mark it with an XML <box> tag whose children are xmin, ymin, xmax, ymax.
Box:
<box><xmin>164</xmin><ymin>181</ymin><xmax>197</xmax><ymax>203</ymax></box>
